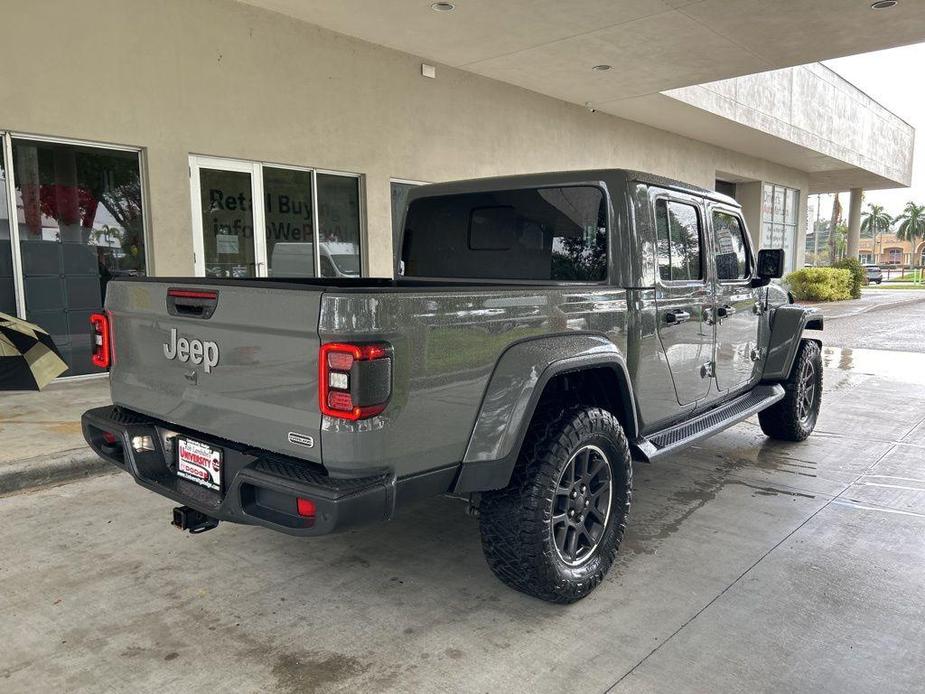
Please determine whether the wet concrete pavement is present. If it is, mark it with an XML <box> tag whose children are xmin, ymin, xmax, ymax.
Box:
<box><xmin>810</xmin><ymin>291</ymin><xmax>925</xmax><ymax>352</ymax></box>
<box><xmin>2</xmin><ymin>356</ymin><xmax>924</xmax><ymax>692</ymax></box>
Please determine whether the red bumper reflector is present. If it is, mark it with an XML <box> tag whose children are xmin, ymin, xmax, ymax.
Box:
<box><xmin>296</xmin><ymin>497</ymin><xmax>316</xmax><ymax>518</ymax></box>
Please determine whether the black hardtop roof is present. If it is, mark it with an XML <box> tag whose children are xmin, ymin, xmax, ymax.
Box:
<box><xmin>406</xmin><ymin>168</ymin><xmax>740</xmax><ymax>208</ymax></box>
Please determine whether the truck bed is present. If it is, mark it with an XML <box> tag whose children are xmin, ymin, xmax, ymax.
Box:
<box><xmin>103</xmin><ymin>276</ymin><xmax>629</xmax><ymax>479</ymax></box>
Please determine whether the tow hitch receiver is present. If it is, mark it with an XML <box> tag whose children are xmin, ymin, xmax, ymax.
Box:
<box><xmin>172</xmin><ymin>506</ymin><xmax>219</xmax><ymax>534</ymax></box>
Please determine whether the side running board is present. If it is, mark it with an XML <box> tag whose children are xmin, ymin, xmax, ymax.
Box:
<box><xmin>631</xmin><ymin>384</ymin><xmax>785</xmax><ymax>463</ymax></box>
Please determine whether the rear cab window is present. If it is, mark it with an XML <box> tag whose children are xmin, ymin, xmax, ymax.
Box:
<box><xmin>401</xmin><ymin>186</ymin><xmax>608</xmax><ymax>282</ymax></box>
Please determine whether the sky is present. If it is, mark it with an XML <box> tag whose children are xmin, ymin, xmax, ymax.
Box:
<box><xmin>821</xmin><ymin>42</ymin><xmax>925</xmax><ymax>219</ymax></box>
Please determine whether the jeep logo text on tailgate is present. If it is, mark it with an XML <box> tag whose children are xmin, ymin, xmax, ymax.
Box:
<box><xmin>163</xmin><ymin>328</ymin><xmax>219</xmax><ymax>373</ymax></box>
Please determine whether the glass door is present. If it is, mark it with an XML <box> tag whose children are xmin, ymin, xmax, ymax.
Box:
<box><xmin>0</xmin><ymin>134</ymin><xmax>18</xmax><ymax>316</ymax></box>
<box><xmin>190</xmin><ymin>156</ymin><xmax>265</xmax><ymax>278</ymax></box>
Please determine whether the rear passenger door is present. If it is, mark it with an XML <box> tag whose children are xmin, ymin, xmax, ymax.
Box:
<box><xmin>709</xmin><ymin>206</ymin><xmax>762</xmax><ymax>393</ymax></box>
<box><xmin>652</xmin><ymin>193</ymin><xmax>713</xmax><ymax>406</ymax></box>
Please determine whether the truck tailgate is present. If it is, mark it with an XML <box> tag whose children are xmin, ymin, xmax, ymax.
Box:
<box><xmin>106</xmin><ymin>280</ymin><xmax>323</xmax><ymax>463</ymax></box>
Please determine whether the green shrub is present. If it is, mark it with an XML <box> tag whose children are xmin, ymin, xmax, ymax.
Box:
<box><xmin>833</xmin><ymin>257</ymin><xmax>865</xmax><ymax>298</ymax></box>
<box><xmin>785</xmin><ymin>267</ymin><xmax>853</xmax><ymax>302</ymax></box>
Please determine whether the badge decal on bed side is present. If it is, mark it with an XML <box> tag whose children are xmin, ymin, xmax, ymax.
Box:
<box><xmin>288</xmin><ymin>432</ymin><xmax>315</xmax><ymax>448</ymax></box>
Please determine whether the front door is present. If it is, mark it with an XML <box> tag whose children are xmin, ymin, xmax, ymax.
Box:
<box><xmin>709</xmin><ymin>206</ymin><xmax>762</xmax><ymax>392</ymax></box>
<box><xmin>653</xmin><ymin>193</ymin><xmax>713</xmax><ymax>406</ymax></box>
<box><xmin>190</xmin><ymin>156</ymin><xmax>266</xmax><ymax>278</ymax></box>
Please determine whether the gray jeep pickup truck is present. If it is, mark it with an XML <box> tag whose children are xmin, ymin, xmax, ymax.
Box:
<box><xmin>82</xmin><ymin>169</ymin><xmax>823</xmax><ymax>603</ymax></box>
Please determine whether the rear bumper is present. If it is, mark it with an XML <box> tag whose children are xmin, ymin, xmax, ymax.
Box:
<box><xmin>82</xmin><ymin>405</ymin><xmax>455</xmax><ymax>537</ymax></box>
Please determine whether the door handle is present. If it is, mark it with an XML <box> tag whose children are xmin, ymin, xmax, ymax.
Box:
<box><xmin>716</xmin><ymin>304</ymin><xmax>737</xmax><ymax>319</ymax></box>
<box><xmin>664</xmin><ymin>309</ymin><xmax>691</xmax><ymax>325</ymax></box>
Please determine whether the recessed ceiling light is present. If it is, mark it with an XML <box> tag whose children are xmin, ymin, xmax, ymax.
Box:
<box><xmin>591</xmin><ymin>64</ymin><xmax>612</xmax><ymax>72</ymax></box>
<box><xmin>431</xmin><ymin>2</ymin><xmax>455</xmax><ymax>11</ymax></box>
<box><xmin>871</xmin><ymin>1</ymin><xmax>897</xmax><ymax>8</ymax></box>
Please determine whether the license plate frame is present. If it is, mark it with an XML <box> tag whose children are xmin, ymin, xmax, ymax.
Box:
<box><xmin>176</xmin><ymin>437</ymin><xmax>223</xmax><ymax>492</ymax></box>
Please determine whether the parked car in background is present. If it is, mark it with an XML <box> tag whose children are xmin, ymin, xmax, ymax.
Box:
<box><xmin>863</xmin><ymin>264</ymin><xmax>883</xmax><ymax>284</ymax></box>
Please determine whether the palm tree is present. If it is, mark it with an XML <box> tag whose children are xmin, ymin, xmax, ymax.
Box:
<box><xmin>896</xmin><ymin>203</ymin><xmax>925</xmax><ymax>268</ymax></box>
<box><xmin>861</xmin><ymin>203</ymin><xmax>893</xmax><ymax>258</ymax></box>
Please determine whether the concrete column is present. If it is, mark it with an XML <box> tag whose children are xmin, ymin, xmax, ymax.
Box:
<box><xmin>847</xmin><ymin>188</ymin><xmax>863</xmax><ymax>260</ymax></box>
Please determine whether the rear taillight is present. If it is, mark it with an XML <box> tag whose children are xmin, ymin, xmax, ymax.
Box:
<box><xmin>90</xmin><ymin>312</ymin><xmax>111</xmax><ymax>368</ymax></box>
<box><xmin>319</xmin><ymin>342</ymin><xmax>392</xmax><ymax>420</ymax></box>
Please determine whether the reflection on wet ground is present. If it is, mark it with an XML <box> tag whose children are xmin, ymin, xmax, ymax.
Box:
<box><xmin>821</xmin><ymin>345</ymin><xmax>925</xmax><ymax>385</ymax></box>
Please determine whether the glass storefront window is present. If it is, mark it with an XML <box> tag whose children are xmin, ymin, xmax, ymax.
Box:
<box><xmin>317</xmin><ymin>173</ymin><xmax>361</xmax><ymax>278</ymax></box>
<box><xmin>0</xmin><ymin>153</ymin><xmax>15</xmax><ymax>315</ymax></box>
<box><xmin>391</xmin><ymin>180</ymin><xmax>426</xmax><ymax>273</ymax></box>
<box><xmin>191</xmin><ymin>157</ymin><xmax>362</xmax><ymax>279</ymax></box>
<box><xmin>199</xmin><ymin>168</ymin><xmax>256</xmax><ymax>278</ymax></box>
<box><xmin>10</xmin><ymin>138</ymin><xmax>145</xmax><ymax>376</ymax></box>
<box><xmin>264</xmin><ymin>167</ymin><xmax>314</xmax><ymax>278</ymax></box>
<box><xmin>761</xmin><ymin>182</ymin><xmax>799</xmax><ymax>272</ymax></box>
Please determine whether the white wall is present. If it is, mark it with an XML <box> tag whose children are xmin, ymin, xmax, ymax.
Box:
<box><xmin>0</xmin><ymin>0</ymin><xmax>810</xmax><ymax>277</ymax></box>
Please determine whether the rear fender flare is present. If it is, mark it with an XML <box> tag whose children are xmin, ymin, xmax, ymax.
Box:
<box><xmin>454</xmin><ymin>334</ymin><xmax>638</xmax><ymax>494</ymax></box>
<box><xmin>762</xmin><ymin>305</ymin><xmax>824</xmax><ymax>383</ymax></box>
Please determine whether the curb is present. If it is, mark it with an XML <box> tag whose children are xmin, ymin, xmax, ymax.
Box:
<box><xmin>0</xmin><ymin>448</ymin><xmax>112</xmax><ymax>496</ymax></box>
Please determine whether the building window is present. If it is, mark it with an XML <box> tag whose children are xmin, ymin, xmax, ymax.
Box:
<box><xmin>859</xmin><ymin>253</ymin><xmax>873</xmax><ymax>264</ymax></box>
<box><xmin>884</xmin><ymin>247</ymin><xmax>903</xmax><ymax>265</ymax></box>
<box><xmin>1</xmin><ymin>134</ymin><xmax>146</xmax><ymax>377</ymax></box>
<box><xmin>391</xmin><ymin>179</ymin><xmax>426</xmax><ymax>266</ymax></box>
<box><xmin>761</xmin><ymin>183</ymin><xmax>799</xmax><ymax>272</ymax></box>
<box><xmin>190</xmin><ymin>156</ymin><xmax>363</xmax><ymax>279</ymax></box>
<box><xmin>0</xmin><ymin>151</ymin><xmax>14</xmax><ymax>316</ymax></box>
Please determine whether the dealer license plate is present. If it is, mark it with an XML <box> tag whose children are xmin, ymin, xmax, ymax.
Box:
<box><xmin>177</xmin><ymin>438</ymin><xmax>222</xmax><ymax>492</ymax></box>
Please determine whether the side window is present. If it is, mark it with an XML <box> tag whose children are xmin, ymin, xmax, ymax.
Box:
<box><xmin>655</xmin><ymin>199</ymin><xmax>703</xmax><ymax>282</ymax></box>
<box><xmin>712</xmin><ymin>211</ymin><xmax>749</xmax><ymax>281</ymax></box>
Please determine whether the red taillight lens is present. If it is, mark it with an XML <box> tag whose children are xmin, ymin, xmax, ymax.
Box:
<box><xmin>89</xmin><ymin>312</ymin><xmax>111</xmax><ymax>368</ymax></box>
<box><xmin>296</xmin><ymin>497</ymin><xmax>316</xmax><ymax>518</ymax></box>
<box><xmin>319</xmin><ymin>342</ymin><xmax>392</xmax><ymax>420</ymax></box>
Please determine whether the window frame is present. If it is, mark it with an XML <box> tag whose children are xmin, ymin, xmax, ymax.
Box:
<box><xmin>399</xmin><ymin>182</ymin><xmax>613</xmax><ymax>286</ymax></box>
<box><xmin>189</xmin><ymin>154</ymin><xmax>366</xmax><ymax>279</ymax></box>
<box><xmin>709</xmin><ymin>204</ymin><xmax>753</xmax><ymax>284</ymax></box>
<box><xmin>652</xmin><ymin>193</ymin><xmax>707</xmax><ymax>288</ymax></box>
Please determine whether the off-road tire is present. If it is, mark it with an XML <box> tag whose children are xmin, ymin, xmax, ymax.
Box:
<box><xmin>478</xmin><ymin>406</ymin><xmax>632</xmax><ymax>604</ymax></box>
<box><xmin>758</xmin><ymin>339</ymin><xmax>822</xmax><ymax>442</ymax></box>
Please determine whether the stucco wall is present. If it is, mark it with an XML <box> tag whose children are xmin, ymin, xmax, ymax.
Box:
<box><xmin>665</xmin><ymin>64</ymin><xmax>914</xmax><ymax>190</ymax></box>
<box><xmin>0</xmin><ymin>0</ymin><xmax>810</xmax><ymax>277</ymax></box>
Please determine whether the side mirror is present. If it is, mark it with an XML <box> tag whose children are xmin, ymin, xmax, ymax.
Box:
<box><xmin>753</xmin><ymin>248</ymin><xmax>785</xmax><ymax>287</ymax></box>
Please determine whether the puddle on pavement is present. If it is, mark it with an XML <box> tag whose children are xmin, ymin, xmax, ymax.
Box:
<box><xmin>615</xmin><ymin>448</ymin><xmax>818</xmax><ymax>562</ymax></box>
<box><xmin>822</xmin><ymin>346</ymin><xmax>925</xmax><ymax>385</ymax></box>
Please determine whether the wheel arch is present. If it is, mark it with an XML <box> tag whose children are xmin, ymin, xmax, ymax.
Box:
<box><xmin>762</xmin><ymin>305</ymin><xmax>824</xmax><ymax>383</ymax></box>
<box><xmin>453</xmin><ymin>334</ymin><xmax>639</xmax><ymax>494</ymax></box>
